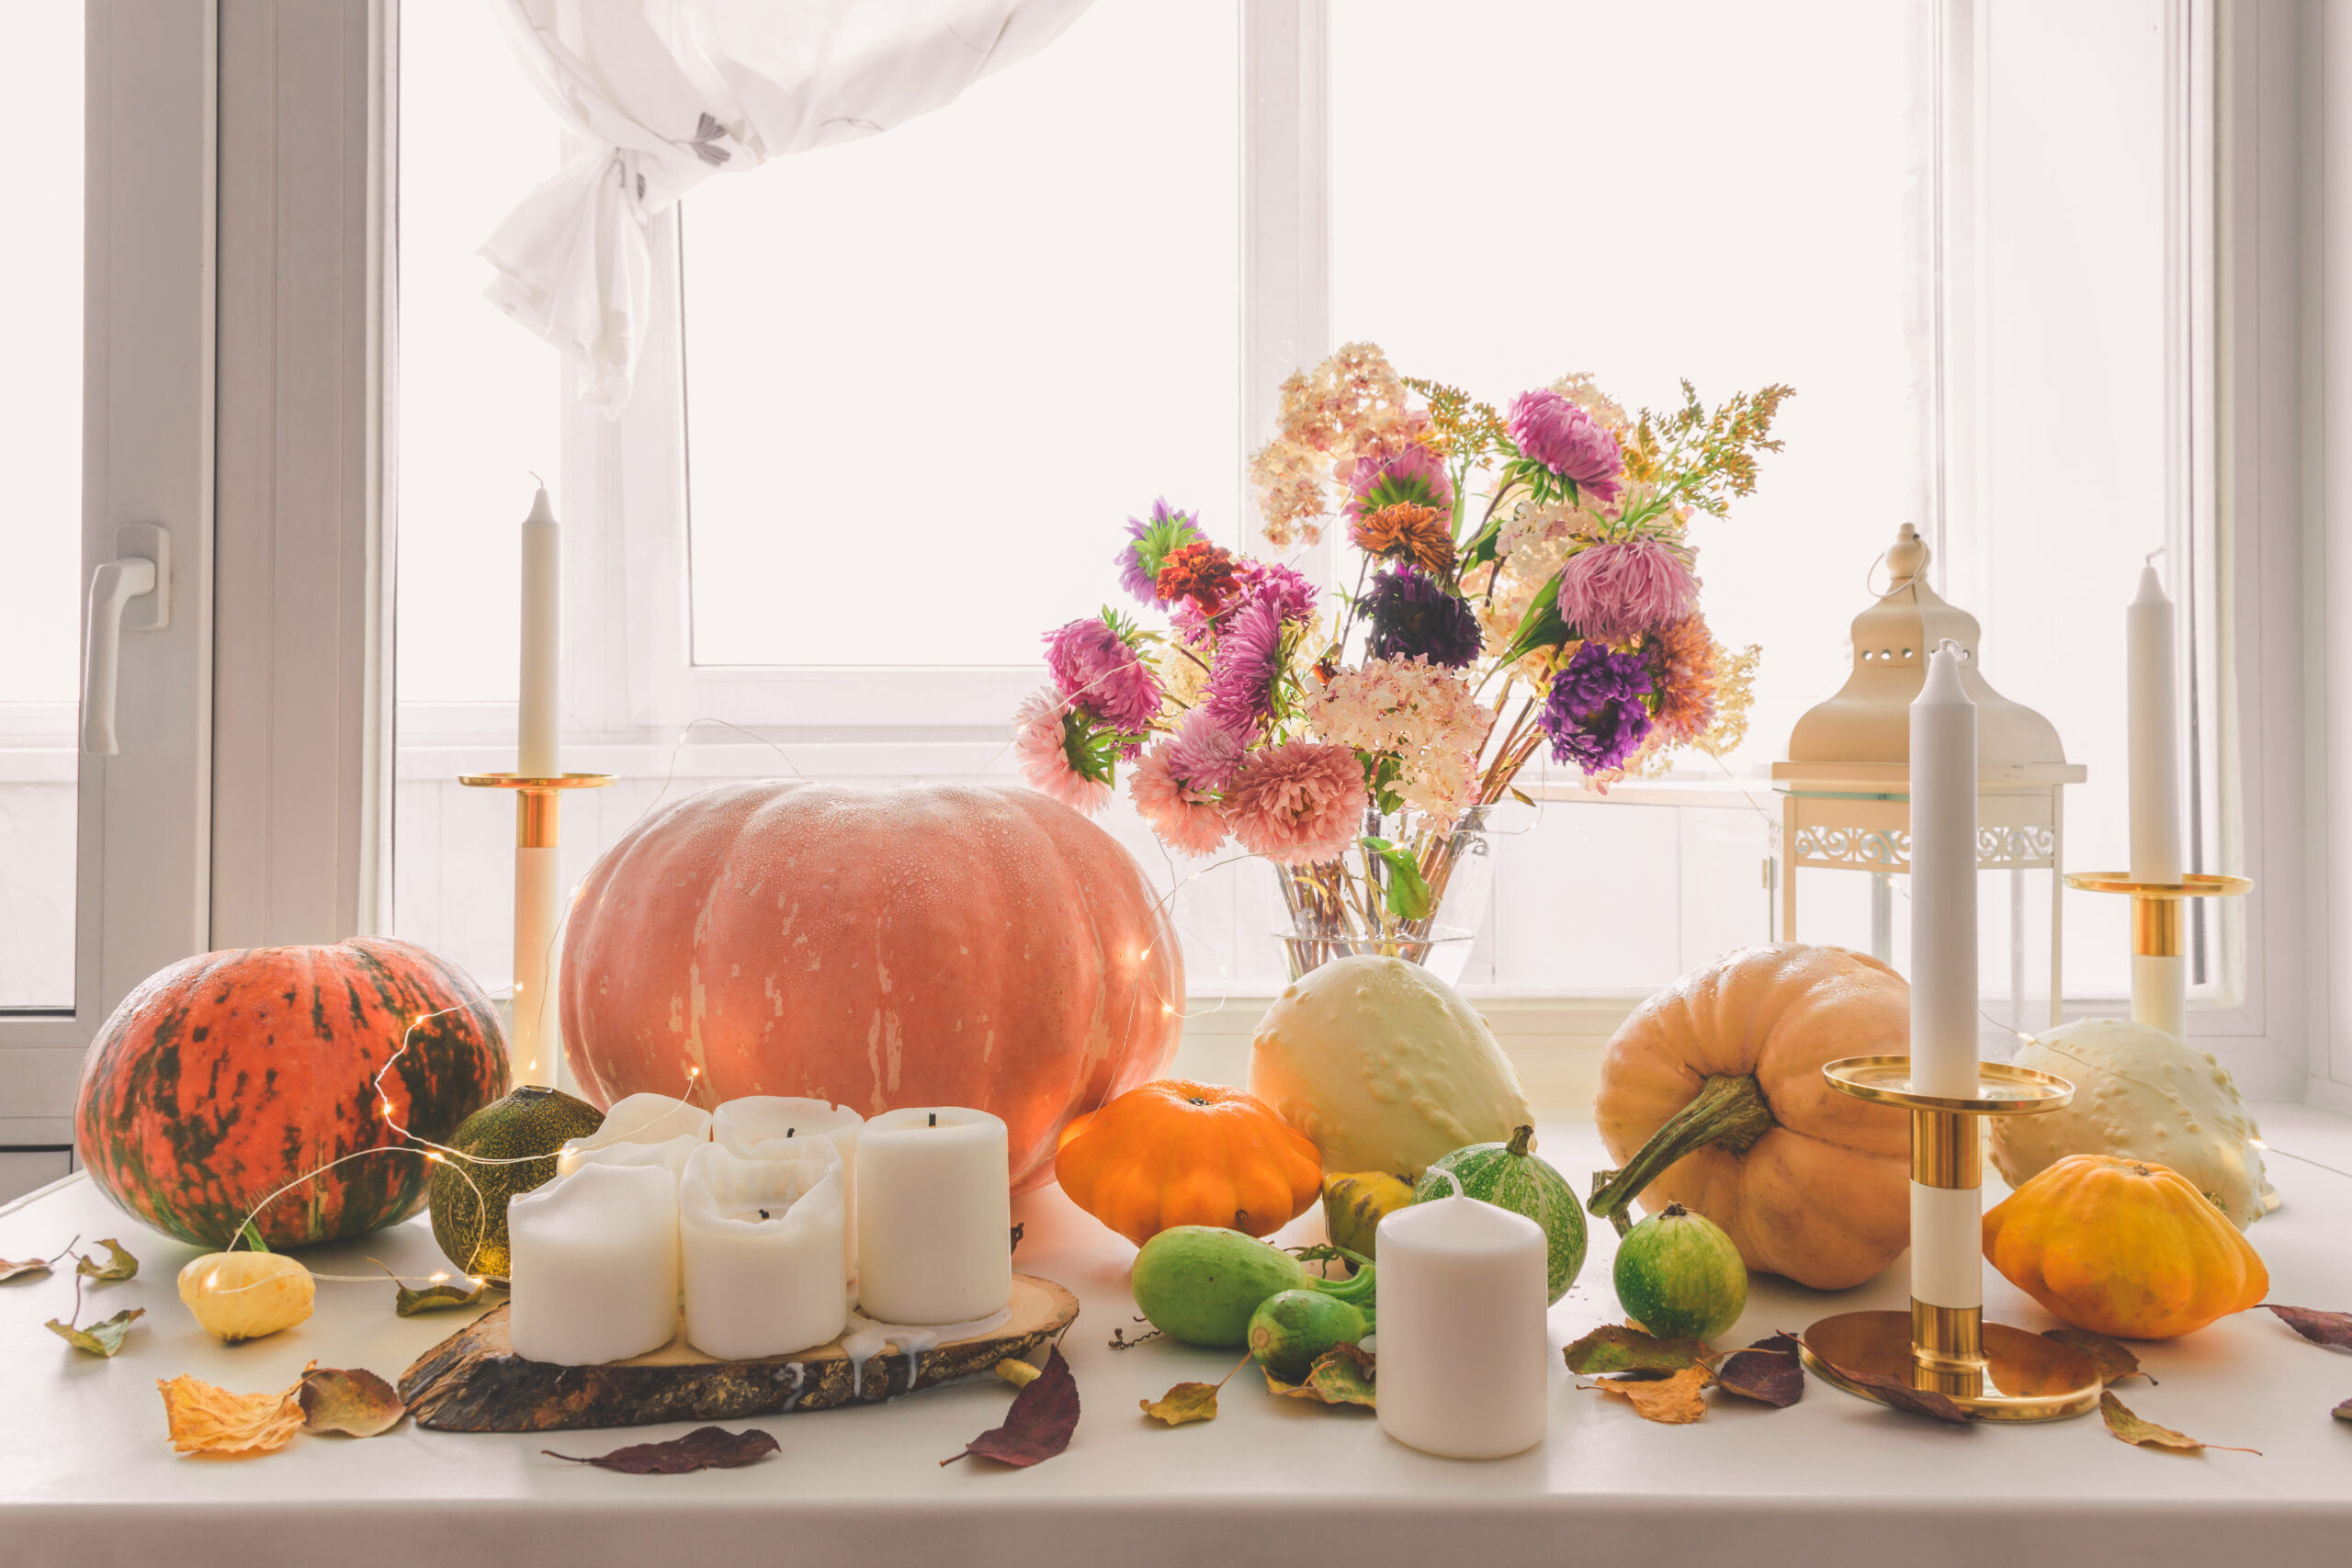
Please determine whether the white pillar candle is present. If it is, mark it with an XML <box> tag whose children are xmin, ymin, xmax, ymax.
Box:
<box><xmin>1373</xmin><ymin>1195</ymin><xmax>1549</xmax><ymax>1460</ymax></box>
<box><xmin>508</xmin><ymin>1161</ymin><xmax>679</xmax><ymax>1365</ymax></box>
<box><xmin>1909</xmin><ymin>639</ymin><xmax>1980</xmax><ymax>1100</ymax></box>
<box><xmin>855</xmin><ymin>1107</ymin><xmax>1011</xmax><ymax>1325</ymax></box>
<box><xmin>714</xmin><ymin>1097</ymin><xmax>865</xmax><ymax>1269</ymax></box>
<box><xmin>556</xmin><ymin>1092</ymin><xmax>712</xmax><ymax>1179</ymax></box>
<box><xmin>2127</xmin><ymin>560</ymin><xmax>2188</xmax><ymax>1036</ymax></box>
<box><xmin>679</xmin><ymin>1141</ymin><xmax>848</xmax><ymax>1360</ymax></box>
<box><xmin>511</xmin><ymin>485</ymin><xmax>563</xmax><ymax>1089</ymax></box>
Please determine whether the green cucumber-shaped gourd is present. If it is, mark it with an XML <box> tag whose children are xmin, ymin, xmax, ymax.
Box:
<box><xmin>1613</xmin><ymin>1201</ymin><xmax>1747</xmax><ymax>1341</ymax></box>
<box><xmin>1248</xmin><ymin>1290</ymin><xmax>1374</xmax><ymax>1382</ymax></box>
<box><xmin>1131</xmin><ymin>1225</ymin><xmax>1376</xmax><ymax>1348</ymax></box>
<box><xmin>1413</xmin><ymin>1125</ymin><xmax>1586</xmax><ymax>1303</ymax></box>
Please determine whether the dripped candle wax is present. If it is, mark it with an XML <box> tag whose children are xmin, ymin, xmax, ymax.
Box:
<box><xmin>678</xmin><ymin>1140</ymin><xmax>847</xmax><ymax>1359</ymax></box>
<box><xmin>507</xmin><ymin>1161</ymin><xmax>680</xmax><ymax>1365</ymax></box>
<box><xmin>557</xmin><ymin>1092</ymin><xmax>712</xmax><ymax>1179</ymax></box>
<box><xmin>855</xmin><ymin>1107</ymin><xmax>1011</xmax><ymax>1325</ymax></box>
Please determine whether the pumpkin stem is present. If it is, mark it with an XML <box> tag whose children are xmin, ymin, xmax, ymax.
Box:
<box><xmin>1506</xmin><ymin>1124</ymin><xmax>1534</xmax><ymax>1157</ymax></box>
<box><xmin>1587</xmin><ymin>1073</ymin><xmax>1776</xmax><ymax>1237</ymax></box>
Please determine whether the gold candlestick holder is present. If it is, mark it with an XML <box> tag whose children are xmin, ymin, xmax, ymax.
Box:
<box><xmin>2059</xmin><ymin>871</ymin><xmax>2251</xmax><ymax>960</ymax></box>
<box><xmin>1800</xmin><ymin>1056</ymin><xmax>2104</xmax><ymax>1421</ymax></box>
<box><xmin>457</xmin><ymin>771</ymin><xmax>617</xmax><ymax>846</ymax></box>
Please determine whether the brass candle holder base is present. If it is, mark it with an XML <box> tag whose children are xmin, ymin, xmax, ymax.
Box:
<box><xmin>457</xmin><ymin>772</ymin><xmax>616</xmax><ymax>849</ymax></box>
<box><xmin>1799</xmin><ymin>1056</ymin><xmax>2103</xmax><ymax>1423</ymax></box>
<box><xmin>2060</xmin><ymin>871</ymin><xmax>2250</xmax><ymax>957</ymax></box>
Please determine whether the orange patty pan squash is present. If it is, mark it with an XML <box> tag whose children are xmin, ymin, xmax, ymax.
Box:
<box><xmin>1055</xmin><ymin>1079</ymin><xmax>1322</xmax><ymax>1247</ymax></box>
<box><xmin>1982</xmin><ymin>1154</ymin><xmax>2268</xmax><ymax>1339</ymax></box>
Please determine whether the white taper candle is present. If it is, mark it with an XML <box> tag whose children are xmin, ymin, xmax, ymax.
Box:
<box><xmin>2127</xmin><ymin>559</ymin><xmax>2187</xmax><ymax>1035</ymax></box>
<box><xmin>512</xmin><ymin>485</ymin><xmax>562</xmax><ymax>1088</ymax></box>
<box><xmin>1909</xmin><ymin>638</ymin><xmax>1980</xmax><ymax>1100</ymax></box>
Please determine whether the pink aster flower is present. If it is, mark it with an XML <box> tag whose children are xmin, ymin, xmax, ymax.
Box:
<box><xmin>1202</xmin><ymin>599</ymin><xmax>1284</xmax><ymax>737</ymax></box>
<box><xmin>1224</xmin><ymin>740</ymin><xmax>1368</xmax><ymax>867</ymax></box>
<box><xmin>1345</xmin><ymin>439</ymin><xmax>1455</xmax><ymax>512</ymax></box>
<box><xmin>1234</xmin><ymin>559</ymin><xmax>1320</xmax><ymax>627</ymax></box>
<box><xmin>1045</xmin><ymin>617</ymin><xmax>1161</xmax><ymax>730</ymax></box>
<box><xmin>1129</xmin><ymin>741</ymin><xmax>1230</xmax><ymax>857</ymax></box>
<box><xmin>1555</xmin><ymin>535</ymin><xmax>1700</xmax><ymax>644</ymax></box>
<box><xmin>1164</xmin><ymin>706</ymin><xmax>1249</xmax><ymax>790</ymax></box>
<box><xmin>1507</xmin><ymin>388</ymin><xmax>1624</xmax><ymax>505</ymax></box>
<box><xmin>1012</xmin><ymin>687</ymin><xmax>1113</xmax><ymax>816</ymax></box>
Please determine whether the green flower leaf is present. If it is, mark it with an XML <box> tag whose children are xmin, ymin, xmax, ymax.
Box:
<box><xmin>48</xmin><ymin>1306</ymin><xmax>143</xmax><ymax>1358</ymax></box>
<box><xmin>75</xmin><ymin>1238</ymin><xmax>139</xmax><ymax>1283</ymax></box>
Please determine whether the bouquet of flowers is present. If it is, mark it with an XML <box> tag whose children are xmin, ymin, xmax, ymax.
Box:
<box><xmin>1018</xmin><ymin>343</ymin><xmax>1785</xmax><ymax>971</ymax></box>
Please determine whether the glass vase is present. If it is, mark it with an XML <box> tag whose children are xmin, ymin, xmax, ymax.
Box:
<box><xmin>1272</xmin><ymin>804</ymin><xmax>1496</xmax><ymax>987</ymax></box>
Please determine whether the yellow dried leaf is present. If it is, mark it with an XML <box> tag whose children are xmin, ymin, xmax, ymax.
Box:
<box><xmin>157</xmin><ymin>1372</ymin><xmax>305</xmax><ymax>1456</ymax></box>
<box><xmin>995</xmin><ymin>1358</ymin><xmax>1041</xmax><ymax>1389</ymax></box>
<box><xmin>1139</xmin><ymin>1382</ymin><xmax>1219</xmax><ymax>1427</ymax></box>
<box><xmin>1592</xmin><ymin>1363</ymin><xmax>1709</xmax><ymax>1425</ymax></box>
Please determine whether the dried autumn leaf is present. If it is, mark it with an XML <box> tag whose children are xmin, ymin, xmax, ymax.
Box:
<box><xmin>2098</xmin><ymin>1392</ymin><xmax>2260</xmax><ymax>1455</ymax></box>
<box><xmin>544</xmin><ymin>1426</ymin><xmax>780</xmax><ymax>1473</ymax></box>
<box><xmin>1303</xmin><ymin>1343</ymin><xmax>1376</xmax><ymax>1408</ymax></box>
<box><xmin>0</xmin><ymin>1256</ymin><xmax>54</xmax><ymax>1284</ymax></box>
<box><xmin>1710</xmin><ymin>1333</ymin><xmax>1804</xmax><ymax>1407</ymax></box>
<box><xmin>995</xmin><ymin>1358</ymin><xmax>1041</xmax><ymax>1389</ymax></box>
<box><xmin>298</xmin><ymin>1368</ymin><xmax>406</xmax><ymax>1438</ymax></box>
<box><xmin>158</xmin><ymin>1372</ymin><xmax>305</xmax><ymax>1455</ymax></box>
<box><xmin>2263</xmin><ymin>1303</ymin><xmax>2352</xmax><ymax>1351</ymax></box>
<box><xmin>396</xmin><ymin>1279</ymin><xmax>490</xmax><ymax>1317</ymax></box>
<box><xmin>1591</xmin><ymin>1363</ymin><xmax>1709</xmax><ymax>1424</ymax></box>
<box><xmin>2334</xmin><ymin>1398</ymin><xmax>2351</xmax><ymax>1423</ymax></box>
<box><xmin>943</xmin><ymin>1344</ymin><xmax>1080</xmax><ymax>1468</ymax></box>
<box><xmin>75</xmin><ymin>1237</ymin><xmax>138</xmax><ymax>1283</ymax></box>
<box><xmin>1563</xmin><ymin>1324</ymin><xmax>1709</xmax><ymax>1378</ymax></box>
<box><xmin>1795</xmin><ymin>1339</ymin><xmax>1980</xmax><ymax>1424</ymax></box>
<box><xmin>1139</xmin><ymin>1382</ymin><xmax>1220</xmax><ymax>1426</ymax></box>
<box><xmin>2045</xmin><ymin>1328</ymin><xmax>2149</xmax><ymax>1386</ymax></box>
<box><xmin>47</xmin><ymin>1307</ymin><xmax>143</xmax><ymax>1358</ymax></box>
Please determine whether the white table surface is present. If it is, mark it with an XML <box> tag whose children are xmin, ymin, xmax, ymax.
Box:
<box><xmin>3</xmin><ymin>1105</ymin><xmax>2347</xmax><ymax>1568</ymax></box>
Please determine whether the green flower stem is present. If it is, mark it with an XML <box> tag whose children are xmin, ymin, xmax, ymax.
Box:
<box><xmin>1587</xmin><ymin>1073</ymin><xmax>1777</xmax><ymax>1237</ymax></box>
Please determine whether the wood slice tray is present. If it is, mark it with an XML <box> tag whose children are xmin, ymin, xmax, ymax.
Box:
<box><xmin>398</xmin><ymin>1273</ymin><xmax>1079</xmax><ymax>1433</ymax></box>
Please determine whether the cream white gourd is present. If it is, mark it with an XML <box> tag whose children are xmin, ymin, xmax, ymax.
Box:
<box><xmin>1248</xmin><ymin>955</ymin><xmax>1534</xmax><ymax>1177</ymax></box>
<box><xmin>1988</xmin><ymin>1018</ymin><xmax>2277</xmax><ymax>1228</ymax></box>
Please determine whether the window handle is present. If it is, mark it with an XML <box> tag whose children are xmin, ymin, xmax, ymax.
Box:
<box><xmin>81</xmin><ymin>523</ymin><xmax>171</xmax><ymax>756</ymax></box>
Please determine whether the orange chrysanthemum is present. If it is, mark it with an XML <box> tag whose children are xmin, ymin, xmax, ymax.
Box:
<box><xmin>1154</xmin><ymin>541</ymin><xmax>1242</xmax><ymax>615</ymax></box>
<box><xmin>1351</xmin><ymin>502</ymin><xmax>1455</xmax><ymax>574</ymax></box>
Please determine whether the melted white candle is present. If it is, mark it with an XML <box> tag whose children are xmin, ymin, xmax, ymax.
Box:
<box><xmin>557</xmin><ymin>1093</ymin><xmax>713</xmax><ymax>1179</ymax></box>
<box><xmin>714</xmin><ymin>1096</ymin><xmax>865</xmax><ymax>1269</ymax></box>
<box><xmin>1374</xmin><ymin>1195</ymin><xmax>1548</xmax><ymax>1460</ymax></box>
<box><xmin>678</xmin><ymin>1140</ymin><xmax>846</xmax><ymax>1359</ymax></box>
<box><xmin>855</xmin><ymin>1107</ymin><xmax>1011</xmax><ymax>1326</ymax></box>
<box><xmin>507</xmin><ymin>1162</ymin><xmax>678</xmax><ymax>1366</ymax></box>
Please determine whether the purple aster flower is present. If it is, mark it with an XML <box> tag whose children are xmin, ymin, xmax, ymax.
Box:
<box><xmin>1116</xmin><ymin>498</ymin><xmax>1203</xmax><ymax>605</ymax></box>
<box><xmin>1556</xmin><ymin>535</ymin><xmax>1699</xmax><ymax>643</ymax></box>
<box><xmin>1045</xmin><ymin>616</ymin><xmax>1161</xmax><ymax>730</ymax></box>
<box><xmin>1507</xmin><ymin>389</ymin><xmax>1625</xmax><ymax>506</ymax></box>
<box><xmin>1234</xmin><ymin>559</ymin><xmax>1319</xmax><ymax>627</ymax></box>
<box><xmin>1363</xmin><ymin>565</ymin><xmax>1482</xmax><ymax>670</ymax></box>
<box><xmin>1539</xmin><ymin>640</ymin><xmax>1655</xmax><ymax>773</ymax></box>
<box><xmin>1201</xmin><ymin>599</ymin><xmax>1284</xmax><ymax>737</ymax></box>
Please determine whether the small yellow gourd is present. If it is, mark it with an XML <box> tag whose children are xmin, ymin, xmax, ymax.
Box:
<box><xmin>1982</xmin><ymin>1155</ymin><xmax>2267</xmax><ymax>1340</ymax></box>
<box><xmin>177</xmin><ymin>1251</ymin><xmax>315</xmax><ymax>1343</ymax></box>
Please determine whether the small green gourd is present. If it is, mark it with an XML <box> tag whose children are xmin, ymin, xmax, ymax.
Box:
<box><xmin>1612</xmin><ymin>1201</ymin><xmax>1747</xmax><ymax>1341</ymax></box>
<box><xmin>1130</xmin><ymin>1225</ymin><xmax>1375</xmax><ymax>1347</ymax></box>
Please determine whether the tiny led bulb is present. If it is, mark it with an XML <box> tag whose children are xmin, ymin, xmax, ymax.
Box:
<box><xmin>428</xmin><ymin>1271</ymin><xmax>449</xmax><ymax>1283</ymax></box>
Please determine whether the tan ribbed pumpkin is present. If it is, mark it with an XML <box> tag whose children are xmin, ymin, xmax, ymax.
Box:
<box><xmin>1590</xmin><ymin>943</ymin><xmax>1911</xmax><ymax>1289</ymax></box>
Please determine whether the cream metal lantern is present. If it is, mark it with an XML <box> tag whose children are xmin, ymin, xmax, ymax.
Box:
<box><xmin>1770</xmin><ymin>525</ymin><xmax>2083</xmax><ymax>1025</ymax></box>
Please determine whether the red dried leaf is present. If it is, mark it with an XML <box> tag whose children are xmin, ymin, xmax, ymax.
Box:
<box><xmin>2263</xmin><ymin>1304</ymin><xmax>2352</xmax><ymax>1351</ymax></box>
<box><xmin>943</xmin><ymin>1344</ymin><xmax>1080</xmax><ymax>1468</ymax></box>
<box><xmin>1710</xmin><ymin>1333</ymin><xmax>1804</xmax><ymax>1407</ymax></box>
<box><xmin>2334</xmin><ymin>1397</ymin><xmax>2350</xmax><ymax>1423</ymax></box>
<box><xmin>544</xmin><ymin>1427</ymin><xmax>780</xmax><ymax>1474</ymax></box>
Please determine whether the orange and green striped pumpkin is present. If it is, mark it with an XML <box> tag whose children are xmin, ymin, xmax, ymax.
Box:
<box><xmin>74</xmin><ymin>938</ymin><xmax>509</xmax><ymax>1249</ymax></box>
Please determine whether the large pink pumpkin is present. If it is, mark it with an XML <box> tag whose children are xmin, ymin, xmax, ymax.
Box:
<box><xmin>560</xmin><ymin>781</ymin><xmax>1183</xmax><ymax>1190</ymax></box>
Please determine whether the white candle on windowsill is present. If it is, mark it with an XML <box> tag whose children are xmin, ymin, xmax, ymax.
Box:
<box><xmin>507</xmin><ymin>1161</ymin><xmax>679</xmax><ymax>1366</ymax></box>
<box><xmin>555</xmin><ymin>1092</ymin><xmax>712</xmax><ymax>1180</ymax></box>
<box><xmin>1908</xmin><ymin>637</ymin><xmax>1983</xmax><ymax>1321</ymax></box>
<box><xmin>855</xmin><ymin>1107</ymin><xmax>1011</xmax><ymax>1325</ymax></box>
<box><xmin>714</xmin><ymin>1097</ymin><xmax>865</xmax><ymax>1269</ymax></box>
<box><xmin>679</xmin><ymin>1140</ymin><xmax>847</xmax><ymax>1359</ymax></box>
<box><xmin>512</xmin><ymin>483</ymin><xmax>562</xmax><ymax>1089</ymax></box>
<box><xmin>2128</xmin><ymin>558</ymin><xmax>2188</xmax><ymax>1036</ymax></box>
<box><xmin>1373</xmin><ymin>1193</ymin><xmax>1548</xmax><ymax>1460</ymax></box>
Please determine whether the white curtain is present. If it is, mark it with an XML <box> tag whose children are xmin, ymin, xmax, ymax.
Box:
<box><xmin>483</xmin><ymin>0</ymin><xmax>1094</xmax><ymax>410</ymax></box>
